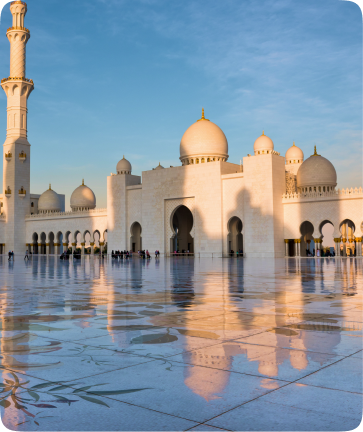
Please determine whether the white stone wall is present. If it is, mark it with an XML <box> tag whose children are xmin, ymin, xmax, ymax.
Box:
<box><xmin>243</xmin><ymin>154</ymin><xmax>286</xmax><ymax>258</ymax></box>
<box><xmin>126</xmin><ymin>186</ymin><xmax>142</xmax><ymax>250</ymax></box>
<box><xmin>222</xmin><ymin>173</ymin><xmax>244</xmax><ymax>255</ymax></box>
<box><xmin>137</xmin><ymin>161</ymin><xmax>239</xmax><ymax>255</ymax></box>
<box><xmin>107</xmin><ymin>174</ymin><xmax>141</xmax><ymax>252</ymax></box>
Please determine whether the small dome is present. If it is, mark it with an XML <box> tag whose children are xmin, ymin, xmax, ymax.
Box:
<box><xmin>70</xmin><ymin>180</ymin><xmax>96</xmax><ymax>211</ymax></box>
<box><xmin>254</xmin><ymin>131</ymin><xmax>274</xmax><ymax>155</ymax></box>
<box><xmin>180</xmin><ymin>109</ymin><xmax>228</xmax><ymax>164</ymax></box>
<box><xmin>297</xmin><ymin>147</ymin><xmax>337</xmax><ymax>190</ymax></box>
<box><xmin>116</xmin><ymin>156</ymin><xmax>132</xmax><ymax>174</ymax></box>
<box><xmin>38</xmin><ymin>185</ymin><xmax>61</xmax><ymax>213</ymax></box>
<box><xmin>286</xmin><ymin>142</ymin><xmax>304</xmax><ymax>163</ymax></box>
<box><xmin>154</xmin><ymin>162</ymin><xmax>164</xmax><ymax>170</ymax></box>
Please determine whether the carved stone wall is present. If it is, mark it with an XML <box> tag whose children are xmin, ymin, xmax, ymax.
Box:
<box><xmin>285</xmin><ymin>172</ymin><xmax>297</xmax><ymax>195</ymax></box>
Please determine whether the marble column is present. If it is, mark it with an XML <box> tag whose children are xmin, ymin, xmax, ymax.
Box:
<box><xmin>357</xmin><ymin>238</ymin><xmax>362</xmax><ymax>257</ymax></box>
<box><xmin>342</xmin><ymin>238</ymin><xmax>347</xmax><ymax>257</ymax></box>
<box><xmin>90</xmin><ymin>242</ymin><xmax>95</xmax><ymax>256</ymax></box>
<box><xmin>313</xmin><ymin>239</ymin><xmax>320</xmax><ymax>257</ymax></box>
<box><xmin>54</xmin><ymin>243</ymin><xmax>60</xmax><ymax>255</ymax></box>
<box><xmin>334</xmin><ymin>238</ymin><xmax>341</xmax><ymax>257</ymax></box>
<box><xmin>81</xmin><ymin>242</ymin><xmax>85</xmax><ymax>256</ymax></box>
<box><xmin>63</xmin><ymin>243</ymin><xmax>68</xmax><ymax>254</ymax></box>
<box><xmin>46</xmin><ymin>243</ymin><xmax>50</xmax><ymax>255</ymax></box>
<box><xmin>38</xmin><ymin>243</ymin><xmax>42</xmax><ymax>255</ymax></box>
<box><xmin>284</xmin><ymin>239</ymin><xmax>289</xmax><ymax>257</ymax></box>
<box><xmin>294</xmin><ymin>239</ymin><xmax>298</xmax><ymax>256</ymax></box>
<box><xmin>72</xmin><ymin>242</ymin><xmax>76</xmax><ymax>254</ymax></box>
<box><xmin>100</xmin><ymin>242</ymin><xmax>104</xmax><ymax>257</ymax></box>
<box><xmin>297</xmin><ymin>239</ymin><xmax>301</xmax><ymax>256</ymax></box>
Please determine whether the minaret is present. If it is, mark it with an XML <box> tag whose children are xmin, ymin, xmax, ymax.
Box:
<box><xmin>1</xmin><ymin>1</ymin><xmax>34</xmax><ymax>254</ymax></box>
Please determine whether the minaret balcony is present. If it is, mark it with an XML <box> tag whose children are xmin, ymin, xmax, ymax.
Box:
<box><xmin>5</xmin><ymin>152</ymin><xmax>12</xmax><ymax>161</ymax></box>
<box><xmin>19</xmin><ymin>151</ymin><xmax>26</xmax><ymax>162</ymax></box>
<box><xmin>7</xmin><ymin>26</ymin><xmax>29</xmax><ymax>33</ymax></box>
<box><xmin>18</xmin><ymin>187</ymin><xmax>26</xmax><ymax>197</ymax></box>
<box><xmin>4</xmin><ymin>188</ymin><xmax>11</xmax><ymax>197</ymax></box>
<box><xmin>1</xmin><ymin>77</ymin><xmax>33</xmax><ymax>84</ymax></box>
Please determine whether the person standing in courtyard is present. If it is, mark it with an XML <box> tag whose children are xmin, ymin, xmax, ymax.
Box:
<box><xmin>24</xmin><ymin>250</ymin><xmax>29</xmax><ymax>260</ymax></box>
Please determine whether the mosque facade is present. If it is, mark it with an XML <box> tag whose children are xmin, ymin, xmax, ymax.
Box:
<box><xmin>0</xmin><ymin>2</ymin><xmax>362</xmax><ymax>258</ymax></box>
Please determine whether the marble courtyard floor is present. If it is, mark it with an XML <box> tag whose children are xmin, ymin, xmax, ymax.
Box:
<box><xmin>0</xmin><ymin>256</ymin><xmax>362</xmax><ymax>431</ymax></box>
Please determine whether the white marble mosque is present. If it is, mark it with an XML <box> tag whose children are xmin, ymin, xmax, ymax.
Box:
<box><xmin>0</xmin><ymin>1</ymin><xmax>362</xmax><ymax>258</ymax></box>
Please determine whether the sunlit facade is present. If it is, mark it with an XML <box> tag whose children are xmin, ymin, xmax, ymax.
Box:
<box><xmin>0</xmin><ymin>2</ymin><xmax>362</xmax><ymax>258</ymax></box>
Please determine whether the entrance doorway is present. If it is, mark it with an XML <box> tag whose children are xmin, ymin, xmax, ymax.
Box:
<box><xmin>130</xmin><ymin>222</ymin><xmax>142</xmax><ymax>252</ymax></box>
<box><xmin>227</xmin><ymin>216</ymin><xmax>243</xmax><ymax>255</ymax></box>
<box><xmin>171</xmin><ymin>206</ymin><xmax>194</xmax><ymax>253</ymax></box>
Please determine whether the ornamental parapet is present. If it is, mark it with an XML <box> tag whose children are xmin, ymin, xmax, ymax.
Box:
<box><xmin>283</xmin><ymin>187</ymin><xmax>363</xmax><ymax>202</ymax></box>
<box><xmin>7</xmin><ymin>26</ymin><xmax>29</xmax><ymax>33</ymax></box>
<box><xmin>1</xmin><ymin>77</ymin><xmax>34</xmax><ymax>84</ymax></box>
<box><xmin>25</xmin><ymin>207</ymin><xmax>107</xmax><ymax>219</ymax></box>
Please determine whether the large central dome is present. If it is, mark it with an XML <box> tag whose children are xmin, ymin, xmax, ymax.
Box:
<box><xmin>180</xmin><ymin>109</ymin><xmax>229</xmax><ymax>165</ymax></box>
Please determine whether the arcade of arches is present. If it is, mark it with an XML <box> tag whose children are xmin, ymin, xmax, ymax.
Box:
<box><xmin>27</xmin><ymin>230</ymin><xmax>107</xmax><ymax>255</ymax></box>
<box><xmin>285</xmin><ymin>219</ymin><xmax>362</xmax><ymax>257</ymax></box>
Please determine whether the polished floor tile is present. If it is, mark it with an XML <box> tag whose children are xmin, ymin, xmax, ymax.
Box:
<box><xmin>208</xmin><ymin>398</ymin><xmax>361</xmax><ymax>431</ymax></box>
<box><xmin>0</xmin><ymin>256</ymin><xmax>361</xmax><ymax>431</ymax></box>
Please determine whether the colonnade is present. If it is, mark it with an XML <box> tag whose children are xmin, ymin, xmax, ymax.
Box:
<box><xmin>285</xmin><ymin>236</ymin><xmax>362</xmax><ymax>257</ymax></box>
<box><xmin>28</xmin><ymin>229</ymin><xmax>107</xmax><ymax>256</ymax></box>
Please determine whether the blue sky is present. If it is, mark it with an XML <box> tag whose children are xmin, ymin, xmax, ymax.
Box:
<box><xmin>0</xmin><ymin>0</ymin><xmax>362</xmax><ymax>209</ymax></box>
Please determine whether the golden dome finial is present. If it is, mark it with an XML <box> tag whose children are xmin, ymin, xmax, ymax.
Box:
<box><xmin>313</xmin><ymin>145</ymin><xmax>320</xmax><ymax>156</ymax></box>
<box><xmin>197</xmin><ymin>107</ymin><xmax>209</xmax><ymax>122</ymax></box>
<box><xmin>262</xmin><ymin>130</ymin><xmax>265</xmax><ymax>136</ymax></box>
<box><xmin>82</xmin><ymin>179</ymin><xmax>84</xmax><ymax>186</ymax></box>
<box><xmin>49</xmin><ymin>183</ymin><xmax>51</xmax><ymax>190</ymax></box>
<box><xmin>293</xmin><ymin>141</ymin><xmax>295</xmax><ymax>146</ymax></box>
<box><xmin>123</xmin><ymin>155</ymin><xmax>125</xmax><ymax>159</ymax></box>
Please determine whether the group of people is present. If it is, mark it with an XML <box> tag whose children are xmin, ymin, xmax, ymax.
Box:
<box><xmin>306</xmin><ymin>248</ymin><xmax>336</xmax><ymax>257</ymax></box>
<box><xmin>60</xmin><ymin>250</ymin><xmax>83</xmax><ymax>260</ymax></box>
<box><xmin>172</xmin><ymin>250</ymin><xmax>192</xmax><ymax>256</ymax></box>
<box><xmin>138</xmin><ymin>250</ymin><xmax>151</xmax><ymax>259</ymax></box>
<box><xmin>229</xmin><ymin>249</ymin><xmax>243</xmax><ymax>257</ymax></box>
<box><xmin>111</xmin><ymin>250</ymin><xmax>132</xmax><ymax>259</ymax></box>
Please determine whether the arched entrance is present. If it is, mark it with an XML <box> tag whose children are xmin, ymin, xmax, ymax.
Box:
<box><xmin>32</xmin><ymin>232</ymin><xmax>38</xmax><ymax>254</ymax></box>
<box><xmin>340</xmin><ymin>219</ymin><xmax>356</xmax><ymax>256</ymax></box>
<box><xmin>320</xmin><ymin>220</ymin><xmax>334</xmax><ymax>256</ymax></box>
<box><xmin>39</xmin><ymin>232</ymin><xmax>46</xmax><ymax>255</ymax></box>
<box><xmin>227</xmin><ymin>216</ymin><xmax>243</xmax><ymax>255</ymax></box>
<box><xmin>300</xmin><ymin>221</ymin><xmax>314</xmax><ymax>256</ymax></box>
<box><xmin>130</xmin><ymin>222</ymin><xmax>142</xmax><ymax>252</ymax></box>
<box><xmin>171</xmin><ymin>206</ymin><xmax>194</xmax><ymax>253</ymax></box>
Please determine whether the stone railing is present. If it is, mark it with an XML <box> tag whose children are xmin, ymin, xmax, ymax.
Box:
<box><xmin>283</xmin><ymin>187</ymin><xmax>363</xmax><ymax>201</ymax></box>
<box><xmin>1</xmin><ymin>77</ymin><xmax>33</xmax><ymax>84</ymax></box>
<box><xmin>25</xmin><ymin>208</ymin><xmax>107</xmax><ymax>219</ymax></box>
<box><xmin>7</xmin><ymin>26</ymin><xmax>30</xmax><ymax>33</ymax></box>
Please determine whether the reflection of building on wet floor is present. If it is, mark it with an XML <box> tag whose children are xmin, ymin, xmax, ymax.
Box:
<box><xmin>0</xmin><ymin>2</ymin><xmax>361</xmax><ymax>259</ymax></box>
